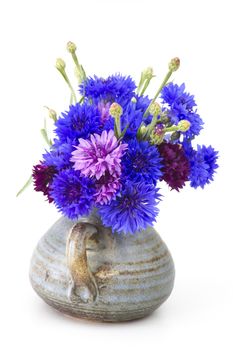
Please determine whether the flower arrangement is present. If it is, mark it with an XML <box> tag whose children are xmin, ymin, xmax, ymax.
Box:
<box><xmin>23</xmin><ymin>42</ymin><xmax>218</xmax><ymax>235</ymax></box>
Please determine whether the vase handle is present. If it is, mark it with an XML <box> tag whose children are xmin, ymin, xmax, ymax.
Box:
<box><xmin>66</xmin><ymin>222</ymin><xmax>99</xmax><ymax>303</ymax></box>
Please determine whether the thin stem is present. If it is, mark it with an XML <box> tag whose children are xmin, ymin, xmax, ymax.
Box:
<box><xmin>115</xmin><ymin>116</ymin><xmax>121</xmax><ymax>139</ymax></box>
<box><xmin>147</xmin><ymin>115</ymin><xmax>158</xmax><ymax>134</ymax></box>
<box><xmin>72</xmin><ymin>53</ymin><xmax>86</xmax><ymax>82</ymax></box>
<box><xmin>58</xmin><ymin>69</ymin><xmax>77</xmax><ymax>104</ymax></box>
<box><xmin>16</xmin><ymin>175</ymin><xmax>33</xmax><ymax>197</ymax></box>
<box><xmin>119</xmin><ymin>123</ymin><xmax>129</xmax><ymax>139</ymax></box>
<box><xmin>144</xmin><ymin>70</ymin><xmax>172</xmax><ymax>117</ymax></box>
<box><xmin>137</xmin><ymin>73</ymin><xmax>144</xmax><ymax>95</ymax></box>
<box><xmin>140</xmin><ymin>78</ymin><xmax>153</xmax><ymax>96</ymax></box>
<box><xmin>163</xmin><ymin>125</ymin><xmax>179</xmax><ymax>133</ymax></box>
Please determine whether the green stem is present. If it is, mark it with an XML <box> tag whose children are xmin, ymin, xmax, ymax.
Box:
<box><xmin>137</xmin><ymin>73</ymin><xmax>144</xmax><ymax>95</ymax></box>
<box><xmin>58</xmin><ymin>69</ymin><xmax>77</xmax><ymax>104</ymax></box>
<box><xmin>119</xmin><ymin>123</ymin><xmax>129</xmax><ymax>139</ymax></box>
<box><xmin>71</xmin><ymin>53</ymin><xmax>86</xmax><ymax>82</ymax></box>
<box><xmin>144</xmin><ymin>70</ymin><xmax>172</xmax><ymax>117</ymax></box>
<box><xmin>147</xmin><ymin>115</ymin><xmax>158</xmax><ymax>134</ymax></box>
<box><xmin>163</xmin><ymin>125</ymin><xmax>179</xmax><ymax>133</ymax></box>
<box><xmin>140</xmin><ymin>78</ymin><xmax>152</xmax><ymax>96</ymax></box>
<box><xmin>115</xmin><ymin>116</ymin><xmax>121</xmax><ymax>139</ymax></box>
<box><xmin>16</xmin><ymin>175</ymin><xmax>33</xmax><ymax>197</ymax></box>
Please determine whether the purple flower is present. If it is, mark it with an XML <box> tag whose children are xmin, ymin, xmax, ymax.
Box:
<box><xmin>94</xmin><ymin>172</ymin><xmax>121</xmax><ymax>205</ymax></box>
<box><xmin>70</xmin><ymin>130</ymin><xmax>128</xmax><ymax>180</ymax></box>
<box><xmin>32</xmin><ymin>164</ymin><xmax>56</xmax><ymax>202</ymax></box>
<box><xmin>158</xmin><ymin>142</ymin><xmax>190</xmax><ymax>191</ymax></box>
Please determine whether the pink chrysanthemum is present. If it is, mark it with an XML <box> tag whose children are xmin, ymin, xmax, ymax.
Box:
<box><xmin>70</xmin><ymin>130</ymin><xmax>127</xmax><ymax>180</ymax></box>
<box><xmin>94</xmin><ymin>172</ymin><xmax>121</xmax><ymax>205</ymax></box>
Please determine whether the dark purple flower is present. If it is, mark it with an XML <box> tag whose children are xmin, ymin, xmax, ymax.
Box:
<box><xmin>158</xmin><ymin>142</ymin><xmax>190</xmax><ymax>191</ymax></box>
<box><xmin>32</xmin><ymin>164</ymin><xmax>56</xmax><ymax>202</ymax></box>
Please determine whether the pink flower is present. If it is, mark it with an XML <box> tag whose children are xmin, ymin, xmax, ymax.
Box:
<box><xmin>70</xmin><ymin>130</ymin><xmax>128</xmax><ymax>180</ymax></box>
<box><xmin>94</xmin><ymin>172</ymin><xmax>121</xmax><ymax>205</ymax></box>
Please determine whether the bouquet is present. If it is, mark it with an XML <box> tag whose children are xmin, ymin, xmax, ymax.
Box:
<box><xmin>24</xmin><ymin>41</ymin><xmax>218</xmax><ymax>234</ymax></box>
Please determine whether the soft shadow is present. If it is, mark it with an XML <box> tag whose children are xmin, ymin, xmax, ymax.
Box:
<box><xmin>33</xmin><ymin>297</ymin><xmax>167</xmax><ymax>328</ymax></box>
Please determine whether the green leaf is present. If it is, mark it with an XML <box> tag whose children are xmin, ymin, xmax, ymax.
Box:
<box><xmin>16</xmin><ymin>175</ymin><xmax>33</xmax><ymax>197</ymax></box>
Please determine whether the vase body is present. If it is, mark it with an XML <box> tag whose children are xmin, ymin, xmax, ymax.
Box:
<box><xmin>29</xmin><ymin>214</ymin><xmax>175</xmax><ymax>322</ymax></box>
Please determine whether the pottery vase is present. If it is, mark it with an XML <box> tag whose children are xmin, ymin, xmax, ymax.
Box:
<box><xmin>30</xmin><ymin>213</ymin><xmax>175</xmax><ymax>322</ymax></box>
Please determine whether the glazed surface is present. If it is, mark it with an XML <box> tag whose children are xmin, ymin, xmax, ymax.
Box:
<box><xmin>30</xmin><ymin>216</ymin><xmax>175</xmax><ymax>322</ymax></box>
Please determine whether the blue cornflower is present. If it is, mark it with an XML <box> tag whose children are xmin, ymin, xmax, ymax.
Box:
<box><xmin>161</xmin><ymin>83</ymin><xmax>196</xmax><ymax>110</ymax></box>
<box><xmin>161</xmin><ymin>82</ymin><xmax>204</xmax><ymax>139</ymax></box>
<box><xmin>98</xmin><ymin>180</ymin><xmax>160</xmax><ymax>235</ymax></box>
<box><xmin>122</xmin><ymin>139</ymin><xmax>162</xmax><ymax>184</ymax></box>
<box><xmin>43</xmin><ymin>139</ymin><xmax>74</xmax><ymax>171</ymax></box>
<box><xmin>50</xmin><ymin>169</ymin><xmax>95</xmax><ymax>220</ymax></box>
<box><xmin>184</xmin><ymin>143</ymin><xmax>218</xmax><ymax>188</ymax></box>
<box><xmin>80</xmin><ymin>74</ymin><xmax>136</xmax><ymax>107</ymax></box>
<box><xmin>55</xmin><ymin>102</ymin><xmax>101</xmax><ymax>144</ymax></box>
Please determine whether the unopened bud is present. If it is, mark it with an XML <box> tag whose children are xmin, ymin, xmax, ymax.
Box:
<box><xmin>143</xmin><ymin>67</ymin><xmax>154</xmax><ymax>80</ymax></box>
<box><xmin>178</xmin><ymin>119</ymin><xmax>190</xmax><ymax>132</ymax></box>
<box><xmin>67</xmin><ymin>41</ymin><xmax>77</xmax><ymax>54</ymax></box>
<box><xmin>56</xmin><ymin>58</ymin><xmax>66</xmax><ymax>71</ymax></box>
<box><xmin>169</xmin><ymin>57</ymin><xmax>180</xmax><ymax>72</ymax></box>
<box><xmin>44</xmin><ymin>107</ymin><xmax>57</xmax><ymax>122</ymax></box>
<box><xmin>131</xmin><ymin>97</ymin><xmax>137</xmax><ymax>103</ymax></box>
<box><xmin>149</xmin><ymin>102</ymin><xmax>161</xmax><ymax>116</ymax></box>
<box><xmin>170</xmin><ymin>131</ymin><xmax>181</xmax><ymax>141</ymax></box>
<box><xmin>137</xmin><ymin>125</ymin><xmax>148</xmax><ymax>139</ymax></box>
<box><xmin>48</xmin><ymin>109</ymin><xmax>57</xmax><ymax>122</ymax></box>
<box><xmin>109</xmin><ymin>103</ymin><xmax>123</xmax><ymax>119</ymax></box>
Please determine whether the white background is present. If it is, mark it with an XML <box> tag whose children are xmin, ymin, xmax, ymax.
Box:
<box><xmin>1</xmin><ymin>0</ymin><xmax>232</xmax><ymax>349</ymax></box>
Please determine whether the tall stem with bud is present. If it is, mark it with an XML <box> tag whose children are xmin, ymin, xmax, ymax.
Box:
<box><xmin>55</xmin><ymin>58</ymin><xmax>77</xmax><ymax>104</ymax></box>
<box><xmin>67</xmin><ymin>41</ymin><xmax>86</xmax><ymax>84</ymax></box>
<box><xmin>109</xmin><ymin>103</ymin><xmax>123</xmax><ymax>139</ymax></box>
<box><xmin>144</xmin><ymin>57</ymin><xmax>180</xmax><ymax>117</ymax></box>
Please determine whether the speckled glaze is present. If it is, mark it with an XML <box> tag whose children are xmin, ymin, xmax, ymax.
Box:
<box><xmin>30</xmin><ymin>214</ymin><xmax>175</xmax><ymax>322</ymax></box>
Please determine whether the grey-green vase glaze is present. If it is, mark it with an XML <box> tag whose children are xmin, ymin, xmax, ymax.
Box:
<box><xmin>29</xmin><ymin>214</ymin><xmax>175</xmax><ymax>322</ymax></box>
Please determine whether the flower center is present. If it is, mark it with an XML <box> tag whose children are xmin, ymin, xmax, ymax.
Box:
<box><xmin>66</xmin><ymin>184</ymin><xmax>81</xmax><ymax>202</ymax></box>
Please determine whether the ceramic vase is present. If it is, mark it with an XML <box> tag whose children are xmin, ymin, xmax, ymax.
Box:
<box><xmin>30</xmin><ymin>213</ymin><xmax>175</xmax><ymax>322</ymax></box>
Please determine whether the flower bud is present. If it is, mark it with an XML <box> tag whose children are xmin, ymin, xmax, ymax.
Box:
<box><xmin>170</xmin><ymin>131</ymin><xmax>181</xmax><ymax>141</ymax></box>
<box><xmin>109</xmin><ymin>102</ymin><xmax>123</xmax><ymax>119</ymax></box>
<box><xmin>55</xmin><ymin>58</ymin><xmax>66</xmax><ymax>71</ymax></box>
<box><xmin>169</xmin><ymin>57</ymin><xmax>180</xmax><ymax>72</ymax></box>
<box><xmin>142</xmin><ymin>67</ymin><xmax>154</xmax><ymax>80</ymax></box>
<box><xmin>131</xmin><ymin>97</ymin><xmax>137</xmax><ymax>103</ymax></box>
<box><xmin>48</xmin><ymin>108</ymin><xmax>57</xmax><ymax>122</ymax></box>
<box><xmin>150</xmin><ymin>124</ymin><xmax>165</xmax><ymax>144</ymax></box>
<box><xmin>178</xmin><ymin>120</ymin><xmax>190</xmax><ymax>132</ymax></box>
<box><xmin>137</xmin><ymin>125</ymin><xmax>148</xmax><ymax>139</ymax></box>
<box><xmin>149</xmin><ymin>102</ymin><xmax>161</xmax><ymax>116</ymax></box>
<box><xmin>67</xmin><ymin>41</ymin><xmax>77</xmax><ymax>54</ymax></box>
